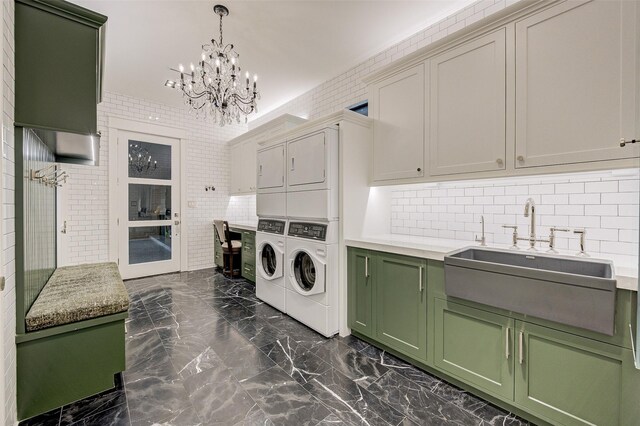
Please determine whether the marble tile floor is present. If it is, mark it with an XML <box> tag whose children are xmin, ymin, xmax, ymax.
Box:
<box><xmin>20</xmin><ymin>268</ymin><xmax>531</xmax><ymax>426</ymax></box>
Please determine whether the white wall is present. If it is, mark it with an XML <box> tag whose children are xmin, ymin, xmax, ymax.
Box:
<box><xmin>388</xmin><ymin>170</ymin><xmax>639</xmax><ymax>261</ymax></box>
<box><xmin>60</xmin><ymin>91</ymin><xmax>251</xmax><ymax>270</ymax></box>
<box><xmin>2</xmin><ymin>0</ymin><xmax>16</xmax><ymax>423</ymax></box>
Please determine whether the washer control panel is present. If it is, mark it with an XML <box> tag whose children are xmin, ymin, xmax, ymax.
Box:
<box><xmin>288</xmin><ymin>222</ymin><xmax>327</xmax><ymax>241</ymax></box>
<box><xmin>257</xmin><ymin>219</ymin><xmax>286</xmax><ymax>235</ymax></box>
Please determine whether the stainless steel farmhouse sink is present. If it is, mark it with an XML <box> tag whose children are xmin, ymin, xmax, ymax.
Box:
<box><xmin>444</xmin><ymin>247</ymin><xmax>617</xmax><ymax>335</ymax></box>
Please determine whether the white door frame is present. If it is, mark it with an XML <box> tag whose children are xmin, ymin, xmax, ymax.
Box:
<box><xmin>108</xmin><ymin>117</ymin><xmax>188</xmax><ymax>274</ymax></box>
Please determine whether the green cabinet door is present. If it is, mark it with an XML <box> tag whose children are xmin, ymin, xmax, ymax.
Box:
<box><xmin>515</xmin><ymin>321</ymin><xmax>640</xmax><ymax>426</ymax></box>
<box><xmin>434</xmin><ymin>298</ymin><xmax>515</xmax><ymax>400</ymax></box>
<box><xmin>347</xmin><ymin>248</ymin><xmax>373</xmax><ymax>337</ymax></box>
<box><xmin>240</xmin><ymin>231</ymin><xmax>256</xmax><ymax>282</ymax></box>
<box><xmin>16</xmin><ymin>0</ymin><xmax>106</xmax><ymax>134</ymax></box>
<box><xmin>374</xmin><ymin>252</ymin><xmax>427</xmax><ymax>362</ymax></box>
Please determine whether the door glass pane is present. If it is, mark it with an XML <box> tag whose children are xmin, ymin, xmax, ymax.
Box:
<box><xmin>129</xmin><ymin>226</ymin><xmax>172</xmax><ymax>264</ymax></box>
<box><xmin>128</xmin><ymin>141</ymin><xmax>172</xmax><ymax>180</ymax></box>
<box><xmin>129</xmin><ymin>184</ymin><xmax>171</xmax><ymax>221</ymax></box>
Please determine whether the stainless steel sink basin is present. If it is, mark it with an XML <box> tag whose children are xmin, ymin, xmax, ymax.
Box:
<box><xmin>444</xmin><ymin>247</ymin><xmax>617</xmax><ymax>335</ymax></box>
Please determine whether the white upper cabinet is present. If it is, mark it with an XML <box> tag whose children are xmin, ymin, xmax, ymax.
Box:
<box><xmin>514</xmin><ymin>0</ymin><xmax>639</xmax><ymax>168</ymax></box>
<box><xmin>257</xmin><ymin>143</ymin><xmax>285</xmax><ymax>191</ymax></box>
<box><xmin>287</xmin><ymin>131</ymin><xmax>326</xmax><ymax>188</ymax></box>
<box><xmin>230</xmin><ymin>142</ymin><xmax>244</xmax><ymax>194</ymax></box>
<box><xmin>229</xmin><ymin>139</ymin><xmax>257</xmax><ymax>195</ymax></box>
<box><xmin>371</xmin><ymin>64</ymin><xmax>426</xmax><ymax>182</ymax></box>
<box><xmin>429</xmin><ymin>29</ymin><xmax>507</xmax><ymax>176</ymax></box>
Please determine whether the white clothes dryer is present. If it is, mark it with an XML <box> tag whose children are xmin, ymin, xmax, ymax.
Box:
<box><xmin>255</xmin><ymin>219</ymin><xmax>287</xmax><ymax>312</ymax></box>
<box><xmin>285</xmin><ymin>221</ymin><xmax>339</xmax><ymax>337</ymax></box>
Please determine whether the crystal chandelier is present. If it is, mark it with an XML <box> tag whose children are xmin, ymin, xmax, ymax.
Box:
<box><xmin>164</xmin><ymin>4</ymin><xmax>260</xmax><ymax>126</ymax></box>
<box><xmin>129</xmin><ymin>144</ymin><xmax>157</xmax><ymax>174</ymax></box>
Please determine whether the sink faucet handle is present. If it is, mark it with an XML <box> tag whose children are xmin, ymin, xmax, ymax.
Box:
<box><xmin>573</xmin><ymin>228</ymin><xmax>589</xmax><ymax>257</ymax></box>
<box><xmin>548</xmin><ymin>227</ymin><xmax>571</xmax><ymax>253</ymax></box>
<box><xmin>502</xmin><ymin>225</ymin><xmax>519</xmax><ymax>249</ymax></box>
<box><xmin>475</xmin><ymin>215</ymin><xmax>487</xmax><ymax>246</ymax></box>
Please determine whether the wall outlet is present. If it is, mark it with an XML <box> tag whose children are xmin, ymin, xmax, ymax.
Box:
<box><xmin>188</xmin><ymin>201</ymin><xmax>197</xmax><ymax>208</ymax></box>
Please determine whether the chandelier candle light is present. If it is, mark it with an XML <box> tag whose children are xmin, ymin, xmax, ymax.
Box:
<box><xmin>165</xmin><ymin>4</ymin><xmax>260</xmax><ymax>126</ymax></box>
<box><xmin>129</xmin><ymin>143</ymin><xmax>157</xmax><ymax>174</ymax></box>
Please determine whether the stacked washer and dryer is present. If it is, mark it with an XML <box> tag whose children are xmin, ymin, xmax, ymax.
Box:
<box><xmin>255</xmin><ymin>126</ymin><xmax>340</xmax><ymax>337</ymax></box>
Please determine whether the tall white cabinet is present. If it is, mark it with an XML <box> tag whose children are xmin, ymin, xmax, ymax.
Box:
<box><xmin>370</xmin><ymin>64</ymin><xmax>425</xmax><ymax>182</ymax></box>
<box><xmin>429</xmin><ymin>29</ymin><xmax>507</xmax><ymax>176</ymax></box>
<box><xmin>514</xmin><ymin>0</ymin><xmax>638</xmax><ymax>168</ymax></box>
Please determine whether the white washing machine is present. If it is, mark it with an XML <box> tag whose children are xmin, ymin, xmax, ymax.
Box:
<box><xmin>255</xmin><ymin>219</ymin><xmax>287</xmax><ymax>312</ymax></box>
<box><xmin>285</xmin><ymin>221</ymin><xmax>339</xmax><ymax>337</ymax></box>
<box><xmin>286</xmin><ymin>127</ymin><xmax>339</xmax><ymax>221</ymax></box>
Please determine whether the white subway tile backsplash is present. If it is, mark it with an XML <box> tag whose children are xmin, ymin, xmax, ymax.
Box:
<box><xmin>390</xmin><ymin>171</ymin><xmax>639</xmax><ymax>259</ymax></box>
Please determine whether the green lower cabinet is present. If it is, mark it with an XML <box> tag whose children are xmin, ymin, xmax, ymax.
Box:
<box><xmin>514</xmin><ymin>321</ymin><xmax>640</xmax><ymax>426</ymax></box>
<box><xmin>240</xmin><ymin>230</ymin><xmax>256</xmax><ymax>282</ymax></box>
<box><xmin>347</xmin><ymin>248</ymin><xmax>373</xmax><ymax>337</ymax></box>
<box><xmin>434</xmin><ymin>298</ymin><xmax>515</xmax><ymax>400</ymax></box>
<box><xmin>374</xmin><ymin>252</ymin><xmax>428</xmax><ymax>362</ymax></box>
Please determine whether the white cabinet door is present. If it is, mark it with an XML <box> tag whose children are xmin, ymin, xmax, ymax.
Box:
<box><xmin>515</xmin><ymin>0</ymin><xmax>639</xmax><ymax>168</ymax></box>
<box><xmin>230</xmin><ymin>143</ymin><xmax>244</xmax><ymax>195</ymax></box>
<box><xmin>371</xmin><ymin>64</ymin><xmax>425</xmax><ymax>182</ymax></box>
<box><xmin>243</xmin><ymin>139</ymin><xmax>257</xmax><ymax>192</ymax></box>
<box><xmin>430</xmin><ymin>29</ymin><xmax>507</xmax><ymax>176</ymax></box>
<box><xmin>257</xmin><ymin>144</ymin><xmax>285</xmax><ymax>190</ymax></box>
<box><xmin>288</xmin><ymin>131</ymin><xmax>326</xmax><ymax>187</ymax></box>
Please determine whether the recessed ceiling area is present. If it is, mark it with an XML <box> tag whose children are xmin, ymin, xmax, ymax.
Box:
<box><xmin>75</xmin><ymin>0</ymin><xmax>476</xmax><ymax>119</ymax></box>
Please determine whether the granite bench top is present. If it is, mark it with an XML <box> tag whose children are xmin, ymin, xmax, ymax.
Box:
<box><xmin>25</xmin><ymin>262</ymin><xmax>130</xmax><ymax>332</ymax></box>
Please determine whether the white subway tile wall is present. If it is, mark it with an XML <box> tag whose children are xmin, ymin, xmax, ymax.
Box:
<box><xmin>389</xmin><ymin>170</ymin><xmax>639</xmax><ymax>261</ymax></box>
<box><xmin>59</xmin><ymin>91</ymin><xmax>252</xmax><ymax>270</ymax></box>
<box><xmin>3</xmin><ymin>0</ymin><xmax>16</xmax><ymax>423</ymax></box>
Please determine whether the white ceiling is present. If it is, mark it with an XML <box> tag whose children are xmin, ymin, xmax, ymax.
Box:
<box><xmin>76</xmin><ymin>0</ymin><xmax>475</xmax><ymax>120</ymax></box>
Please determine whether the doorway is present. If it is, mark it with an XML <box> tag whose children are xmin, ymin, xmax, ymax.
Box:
<box><xmin>116</xmin><ymin>130</ymin><xmax>182</xmax><ymax>279</ymax></box>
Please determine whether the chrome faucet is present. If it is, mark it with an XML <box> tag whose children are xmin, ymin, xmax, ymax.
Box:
<box><xmin>523</xmin><ymin>198</ymin><xmax>537</xmax><ymax>250</ymax></box>
<box><xmin>475</xmin><ymin>215</ymin><xmax>487</xmax><ymax>246</ymax></box>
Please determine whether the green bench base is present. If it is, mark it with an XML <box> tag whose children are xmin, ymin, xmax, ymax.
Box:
<box><xmin>16</xmin><ymin>313</ymin><xmax>127</xmax><ymax>421</ymax></box>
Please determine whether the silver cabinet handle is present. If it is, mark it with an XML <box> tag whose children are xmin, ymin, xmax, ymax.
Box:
<box><xmin>518</xmin><ymin>331</ymin><xmax>524</xmax><ymax>365</ymax></box>
<box><xmin>259</xmin><ymin>164</ymin><xmax>263</xmax><ymax>176</ymax></box>
<box><xmin>517</xmin><ymin>155</ymin><xmax>525</xmax><ymax>162</ymax></box>
<box><xmin>365</xmin><ymin>256</ymin><xmax>369</xmax><ymax>278</ymax></box>
<box><xmin>505</xmin><ymin>327</ymin><xmax>510</xmax><ymax>359</ymax></box>
<box><xmin>419</xmin><ymin>266</ymin><xmax>423</xmax><ymax>293</ymax></box>
<box><xmin>496</xmin><ymin>158</ymin><xmax>504</xmax><ymax>165</ymax></box>
<box><xmin>291</xmin><ymin>157</ymin><xmax>295</xmax><ymax>171</ymax></box>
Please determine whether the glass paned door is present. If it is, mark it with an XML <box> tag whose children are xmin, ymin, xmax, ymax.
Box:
<box><xmin>118</xmin><ymin>131</ymin><xmax>181</xmax><ymax>279</ymax></box>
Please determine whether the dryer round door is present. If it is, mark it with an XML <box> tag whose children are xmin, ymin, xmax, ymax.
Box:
<box><xmin>290</xmin><ymin>249</ymin><xmax>325</xmax><ymax>296</ymax></box>
<box><xmin>258</xmin><ymin>241</ymin><xmax>283</xmax><ymax>280</ymax></box>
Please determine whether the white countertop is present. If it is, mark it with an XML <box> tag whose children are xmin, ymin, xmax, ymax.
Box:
<box><xmin>345</xmin><ymin>234</ymin><xmax>638</xmax><ymax>292</ymax></box>
<box><xmin>228</xmin><ymin>221</ymin><xmax>258</xmax><ymax>232</ymax></box>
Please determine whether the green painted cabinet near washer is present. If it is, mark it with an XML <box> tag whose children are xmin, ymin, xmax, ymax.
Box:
<box><xmin>374</xmin><ymin>252</ymin><xmax>428</xmax><ymax>362</ymax></box>
<box><xmin>347</xmin><ymin>247</ymin><xmax>640</xmax><ymax>425</ymax></box>
<box><xmin>347</xmin><ymin>248</ymin><xmax>428</xmax><ymax>363</ymax></box>
<box><xmin>347</xmin><ymin>248</ymin><xmax>373</xmax><ymax>337</ymax></box>
<box><xmin>434</xmin><ymin>298</ymin><xmax>515</xmax><ymax>400</ymax></box>
<box><xmin>241</xmin><ymin>230</ymin><xmax>256</xmax><ymax>283</ymax></box>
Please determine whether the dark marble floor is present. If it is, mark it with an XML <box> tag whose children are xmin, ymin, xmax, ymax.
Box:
<box><xmin>20</xmin><ymin>268</ymin><xmax>531</xmax><ymax>426</ymax></box>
